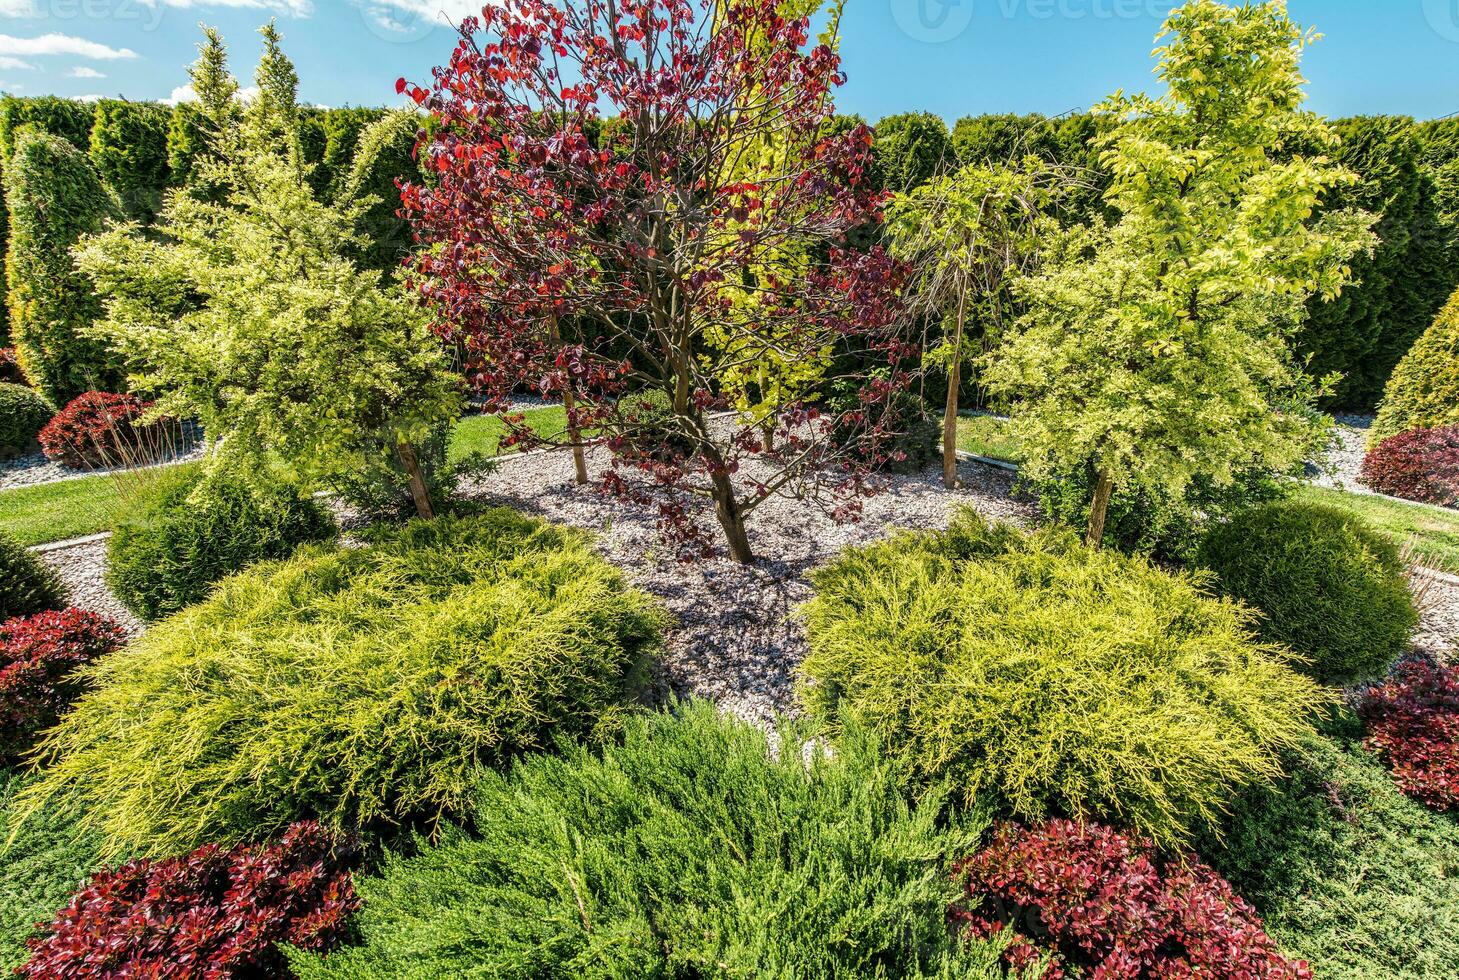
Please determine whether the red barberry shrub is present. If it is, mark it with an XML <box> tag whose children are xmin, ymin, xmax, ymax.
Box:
<box><xmin>0</xmin><ymin>347</ymin><xmax>25</xmax><ymax>385</ymax></box>
<box><xmin>951</xmin><ymin>820</ymin><xmax>1311</xmax><ymax>979</ymax></box>
<box><xmin>0</xmin><ymin>609</ymin><xmax>123</xmax><ymax>761</ymax></box>
<box><xmin>38</xmin><ymin>391</ymin><xmax>164</xmax><ymax>470</ymax></box>
<box><xmin>1358</xmin><ymin>659</ymin><xmax>1459</xmax><ymax>811</ymax></box>
<box><xmin>19</xmin><ymin>821</ymin><xmax>361</xmax><ymax>978</ymax></box>
<box><xmin>1360</xmin><ymin>426</ymin><xmax>1459</xmax><ymax>508</ymax></box>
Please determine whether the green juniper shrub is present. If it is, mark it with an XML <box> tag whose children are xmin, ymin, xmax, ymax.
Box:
<box><xmin>0</xmin><ymin>770</ymin><xmax>110</xmax><ymax>975</ymax></box>
<box><xmin>0</xmin><ymin>532</ymin><xmax>64</xmax><ymax>621</ymax></box>
<box><xmin>1196</xmin><ymin>500</ymin><xmax>1418</xmax><ymax>685</ymax></box>
<box><xmin>798</xmin><ymin>508</ymin><xmax>1329</xmax><ymax>850</ymax></box>
<box><xmin>0</xmin><ymin>382</ymin><xmax>53</xmax><ymax>455</ymax></box>
<box><xmin>288</xmin><ymin>702</ymin><xmax>1009</xmax><ymax>980</ymax></box>
<box><xmin>20</xmin><ymin>509</ymin><xmax>664</xmax><ymax>859</ymax></box>
<box><xmin>106</xmin><ymin>469</ymin><xmax>336</xmax><ymax>622</ymax></box>
<box><xmin>1197</xmin><ymin>717</ymin><xmax>1459</xmax><ymax>980</ymax></box>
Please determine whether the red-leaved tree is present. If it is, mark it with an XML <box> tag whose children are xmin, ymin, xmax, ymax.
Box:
<box><xmin>399</xmin><ymin>0</ymin><xmax>912</xmax><ymax>562</ymax></box>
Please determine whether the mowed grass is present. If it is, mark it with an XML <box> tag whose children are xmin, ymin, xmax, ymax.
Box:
<box><xmin>1296</xmin><ymin>485</ymin><xmax>1459</xmax><ymax>574</ymax></box>
<box><xmin>0</xmin><ymin>407</ymin><xmax>574</xmax><ymax>548</ymax></box>
<box><xmin>954</xmin><ymin>413</ymin><xmax>1021</xmax><ymax>463</ymax></box>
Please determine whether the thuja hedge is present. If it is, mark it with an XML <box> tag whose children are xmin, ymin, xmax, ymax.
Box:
<box><xmin>18</xmin><ymin>508</ymin><xmax>665</xmax><ymax>859</ymax></box>
<box><xmin>290</xmin><ymin>703</ymin><xmax>1009</xmax><ymax>979</ymax></box>
<box><xmin>1199</xmin><ymin>720</ymin><xmax>1459</xmax><ymax>979</ymax></box>
<box><xmin>798</xmin><ymin>509</ymin><xmax>1329</xmax><ymax>850</ymax></box>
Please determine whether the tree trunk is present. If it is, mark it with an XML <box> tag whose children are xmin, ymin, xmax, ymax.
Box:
<box><xmin>396</xmin><ymin>439</ymin><xmax>436</xmax><ymax>521</ymax></box>
<box><xmin>761</xmin><ymin>421</ymin><xmax>774</xmax><ymax>453</ymax></box>
<box><xmin>942</xmin><ymin>287</ymin><xmax>968</xmax><ymax>490</ymax></box>
<box><xmin>549</xmin><ymin>314</ymin><xmax>589</xmax><ymax>486</ymax></box>
<box><xmin>1085</xmin><ymin>467</ymin><xmax>1115</xmax><ymax>550</ymax></box>
<box><xmin>710</xmin><ymin>468</ymin><xmax>754</xmax><ymax>564</ymax></box>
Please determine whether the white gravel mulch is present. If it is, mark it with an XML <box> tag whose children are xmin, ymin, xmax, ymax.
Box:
<box><xmin>0</xmin><ymin>443</ymin><xmax>206</xmax><ymax>492</ymax></box>
<box><xmin>35</xmin><ymin>539</ymin><xmax>144</xmax><ymax>639</ymax></box>
<box><xmin>1309</xmin><ymin>414</ymin><xmax>1375</xmax><ymax>494</ymax></box>
<box><xmin>1414</xmin><ymin>571</ymin><xmax>1459</xmax><ymax>659</ymax></box>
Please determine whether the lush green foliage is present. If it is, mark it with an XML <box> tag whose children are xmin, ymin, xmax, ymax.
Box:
<box><xmin>87</xmin><ymin>100</ymin><xmax>171</xmax><ymax>222</ymax></box>
<box><xmin>1199</xmin><ymin>721</ymin><xmax>1459</xmax><ymax>980</ymax></box>
<box><xmin>0</xmin><ymin>531</ymin><xmax>63</xmax><ymax>622</ymax></box>
<box><xmin>984</xmin><ymin>1</ymin><xmax>1373</xmax><ymax>545</ymax></box>
<box><xmin>871</xmin><ymin>111</ymin><xmax>952</xmax><ymax>192</ymax></box>
<box><xmin>1197</xmin><ymin>500</ymin><xmax>1418</xmax><ymax>685</ymax></box>
<box><xmin>0</xmin><ymin>771</ymin><xmax>108</xmax><ymax>975</ymax></box>
<box><xmin>799</xmin><ymin>509</ymin><xmax>1328</xmax><ymax>849</ymax></box>
<box><xmin>0</xmin><ymin>381</ymin><xmax>52</xmax><ymax>453</ymax></box>
<box><xmin>20</xmin><ymin>509</ymin><xmax>664</xmax><ymax>858</ymax></box>
<box><xmin>107</xmin><ymin>469</ymin><xmax>336</xmax><ymax>621</ymax></box>
<box><xmin>1372</xmin><ymin>285</ymin><xmax>1459</xmax><ymax>442</ymax></box>
<box><xmin>290</xmin><ymin>702</ymin><xmax>1007</xmax><ymax>980</ymax></box>
<box><xmin>949</xmin><ymin>112</ymin><xmax>1108</xmax><ymax>221</ymax></box>
<box><xmin>4</xmin><ymin>131</ymin><xmax>123</xmax><ymax>404</ymax></box>
<box><xmin>336</xmin><ymin>109</ymin><xmax>420</xmax><ymax>272</ymax></box>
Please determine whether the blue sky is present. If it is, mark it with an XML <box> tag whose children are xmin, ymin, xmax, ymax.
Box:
<box><xmin>0</xmin><ymin>0</ymin><xmax>1455</xmax><ymax>122</ymax></box>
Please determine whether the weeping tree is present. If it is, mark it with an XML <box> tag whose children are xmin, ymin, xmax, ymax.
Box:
<box><xmin>76</xmin><ymin>24</ymin><xmax>461</xmax><ymax>520</ymax></box>
<box><xmin>401</xmin><ymin>0</ymin><xmax>910</xmax><ymax>563</ymax></box>
<box><xmin>886</xmin><ymin>162</ymin><xmax>1054</xmax><ymax>487</ymax></box>
<box><xmin>985</xmin><ymin>0</ymin><xmax>1375</xmax><ymax>548</ymax></box>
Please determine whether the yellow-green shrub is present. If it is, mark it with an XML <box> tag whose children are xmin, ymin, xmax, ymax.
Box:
<box><xmin>798</xmin><ymin>509</ymin><xmax>1330</xmax><ymax>849</ymax></box>
<box><xmin>19</xmin><ymin>509</ymin><xmax>665</xmax><ymax>859</ymax></box>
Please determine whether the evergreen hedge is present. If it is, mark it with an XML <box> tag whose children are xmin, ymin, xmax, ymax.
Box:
<box><xmin>88</xmin><ymin>100</ymin><xmax>171</xmax><ymax>221</ymax></box>
<box><xmin>19</xmin><ymin>509</ymin><xmax>665</xmax><ymax>858</ymax></box>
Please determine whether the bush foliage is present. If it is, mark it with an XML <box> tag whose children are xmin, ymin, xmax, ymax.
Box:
<box><xmin>798</xmin><ymin>509</ymin><xmax>1327</xmax><ymax>850</ymax></box>
<box><xmin>21</xmin><ymin>509</ymin><xmax>664</xmax><ymax>858</ymax></box>
<box><xmin>953</xmin><ymin>820</ymin><xmax>1311</xmax><ymax>979</ymax></box>
<box><xmin>1197</xmin><ymin>500</ymin><xmax>1418</xmax><ymax>684</ymax></box>
<box><xmin>0</xmin><ymin>609</ymin><xmax>123</xmax><ymax>762</ymax></box>
<box><xmin>1199</xmin><ymin>723</ymin><xmax>1459</xmax><ymax>979</ymax></box>
<box><xmin>107</xmin><ymin>470</ymin><xmax>336</xmax><ymax>621</ymax></box>
<box><xmin>37</xmin><ymin>391</ymin><xmax>161</xmax><ymax>469</ymax></box>
<box><xmin>1372</xmin><ymin>286</ymin><xmax>1459</xmax><ymax>442</ymax></box>
<box><xmin>1358</xmin><ymin>659</ymin><xmax>1459</xmax><ymax>812</ymax></box>
<box><xmin>290</xmin><ymin>702</ymin><xmax>1008</xmax><ymax>980</ymax></box>
<box><xmin>18</xmin><ymin>821</ymin><xmax>360</xmax><ymax>979</ymax></box>
<box><xmin>0</xmin><ymin>532</ymin><xmax>64</xmax><ymax>622</ymax></box>
<box><xmin>0</xmin><ymin>381</ymin><xmax>52</xmax><ymax>454</ymax></box>
<box><xmin>1361</xmin><ymin>425</ymin><xmax>1459</xmax><ymax>507</ymax></box>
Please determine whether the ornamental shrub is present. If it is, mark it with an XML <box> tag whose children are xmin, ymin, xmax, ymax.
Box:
<box><xmin>37</xmin><ymin>391</ymin><xmax>165</xmax><ymax>470</ymax></box>
<box><xmin>1371</xmin><ymin>286</ymin><xmax>1459</xmax><ymax>443</ymax></box>
<box><xmin>20</xmin><ymin>509</ymin><xmax>664</xmax><ymax>857</ymax></box>
<box><xmin>0</xmin><ymin>382</ymin><xmax>53</xmax><ymax>455</ymax></box>
<box><xmin>18</xmin><ymin>821</ymin><xmax>360</xmax><ymax>979</ymax></box>
<box><xmin>107</xmin><ymin>470</ymin><xmax>336</xmax><ymax>621</ymax></box>
<box><xmin>1197</xmin><ymin>500</ymin><xmax>1418</xmax><ymax>685</ymax></box>
<box><xmin>4</xmin><ymin>130</ymin><xmax>124</xmax><ymax>405</ymax></box>
<box><xmin>1200</xmin><ymin>723</ymin><xmax>1459</xmax><ymax>979</ymax></box>
<box><xmin>1358</xmin><ymin>659</ymin><xmax>1459</xmax><ymax>812</ymax></box>
<box><xmin>0</xmin><ymin>772</ymin><xmax>108</xmax><ymax>975</ymax></box>
<box><xmin>1361</xmin><ymin>425</ymin><xmax>1459</xmax><ymax>507</ymax></box>
<box><xmin>0</xmin><ymin>532</ymin><xmax>64</xmax><ymax>622</ymax></box>
<box><xmin>952</xmin><ymin>820</ymin><xmax>1311</xmax><ymax>979</ymax></box>
<box><xmin>798</xmin><ymin>509</ymin><xmax>1327</xmax><ymax>850</ymax></box>
<box><xmin>871</xmin><ymin>112</ymin><xmax>953</xmax><ymax>192</ymax></box>
<box><xmin>0</xmin><ymin>609</ymin><xmax>124</xmax><ymax>761</ymax></box>
<box><xmin>289</xmin><ymin>703</ymin><xmax>1007</xmax><ymax>980</ymax></box>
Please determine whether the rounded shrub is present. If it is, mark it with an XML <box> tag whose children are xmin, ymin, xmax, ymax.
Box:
<box><xmin>798</xmin><ymin>508</ymin><xmax>1328</xmax><ymax>850</ymax></box>
<box><xmin>0</xmin><ymin>608</ymin><xmax>124</xmax><ymax>762</ymax></box>
<box><xmin>288</xmin><ymin>703</ymin><xmax>1007</xmax><ymax>980</ymax></box>
<box><xmin>1197</xmin><ymin>500</ymin><xmax>1418</xmax><ymax>685</ymax></box>
<box><xmin>38</xmin><ymin>391</ymin><xmax>164</xmax><ymax>470</ymax></box>
<box><xmin>1361</xmin><ymin>425</ymin><xmax>1459</xmax><ymax>507</ymax></box>
<box><xmin>107</xmin><ymin>471</ymin><xmax>336</xmax><ymax>622</ymax></box>
<box><xmin>0</xmin><ymin>532</ymin><xmax>64</xmax><ymax>622</ymax></box>
<box><xmin>0</xmin><ymin>382</ymin><xmax>53</xmax><ymax>455</ymax></box>
<box><xmin>1371</xmin><ymin>286</ymin><xmax>1459</xmax><ymax>443</ymax></box>
<box><xmin>20</xmin><ymin>509</ymin><xmax>665</xmax><ymax>858</ymax></box>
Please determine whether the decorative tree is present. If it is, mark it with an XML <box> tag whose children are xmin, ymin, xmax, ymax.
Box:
<box><xmin>77</xmin><ymin>28</ymin><xmax>462</xmax><ymax>520</ymax></box>
<box><xmin>1371</xmin><ymin>284</ymin><xmax>1459</xmax><ymax>441</ymax></box>
<box><xmin>166</xmin><ymin>25</ymin><xmax>241</xmax><ymax>198</ymax></box>
<box><xmin>886</xmin><ymin>162</ymin><xmax>1053</xmax><ymax>487</ymax></box>
<box><xmin>4</xmin><ymin>131</ymin><xmax>123</xmax><ymax>404</ymax></box>
<box><xmin>984</xmin><ymin>0</ymin><xmax>1376</xmax><ymax>547</ymax></box>
<box><xmin>400</xmin><ymin>0</ymin><xmax>909</xmax><ymax>563</ymax></box>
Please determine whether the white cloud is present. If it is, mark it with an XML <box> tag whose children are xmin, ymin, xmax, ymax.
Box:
<box><xmin>70</xmin><ymin>65</ymin><xmax>104</xmax><ymax>78</ymax></box>
<box><xmin>0</xmin><ymin>1</ymin><xmax>37</xmax><ymax>16</ymax></box>
<box><xmin>75</xmin><ymin>93</ymin><xmax>103</xmax><ymax>102</ymax></box>
<box><xmin>0</xmin><ymin>33</ymin><xmax>138</xmax><ymax>59</ymax></box>
<box><xmin>163</xmin><ymin>81</ymin><xmax>260</xmax><ymax>106</ymax></box>
<box><xmin>0</xmin><ymin>54</ymin><xmax>32</xmax><ymax>69</ymax></box>
<box><xmin>360</xmin><ymin>0</ymin><xmax>485</xmax><ymax>36</ymax></box>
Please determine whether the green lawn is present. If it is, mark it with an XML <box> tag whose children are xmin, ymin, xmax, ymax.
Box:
<box><xmin>0</xmin><ymin>407</ymin><xmax>574</xmax><ymax>549</ymax></box>
<box><xmin>1296</xmin><ymin>485</ymin><xmax>1459</xmax><ymax>574</ymax></box>
<box><xmin>954</xmin><ymin>413</ymin><xmax>1021</xmax><ymax>463</ymax></box>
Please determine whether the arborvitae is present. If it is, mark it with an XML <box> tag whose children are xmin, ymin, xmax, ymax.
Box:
<box><xmin>88</xmin><ymin>100</ymin><xmax>172</xmax><ymax>222</ymax></box>
<box><xmin>1371</xmin><ymin>285</ymin><xmax>1459</xmax><ymax>441</ymax></box>
<box><xmin>4</xmin><ymin>131</ymin><xmax>122</xmax><ymax>403</ymax></box>
<box><xmin>337</xmin><ymin>110</ymin><xmax>420</xmax><ymax>272</ymax></box>
<box><xmin>870</xmin><ymin>111</ymin><xmax>952</xmax><ymax>193</ymax></box>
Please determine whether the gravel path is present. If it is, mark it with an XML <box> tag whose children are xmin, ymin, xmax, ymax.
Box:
<box><xmin>1414</xmin><ymin>571</ymin><xmax>1459</xmax><ymax>659</ymax></box>
<box><xmin>463</xmin><ymin>448</ymin><xmax>1035</xmax><ymax>724</ymax></box>
<box><xmin>1310</xmin><ymin>414</ymin><xmax>1375</xmax><ymax>494</ymax></box>
<box><xmin>0</xmin><ymin>442</ymin><xmax>205</xmax><ymax>491</ymax></box>
<box><xmin>34</xmin><ymin>539</ymin><xmax>143</xmax><ymax>639</ymax></box>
